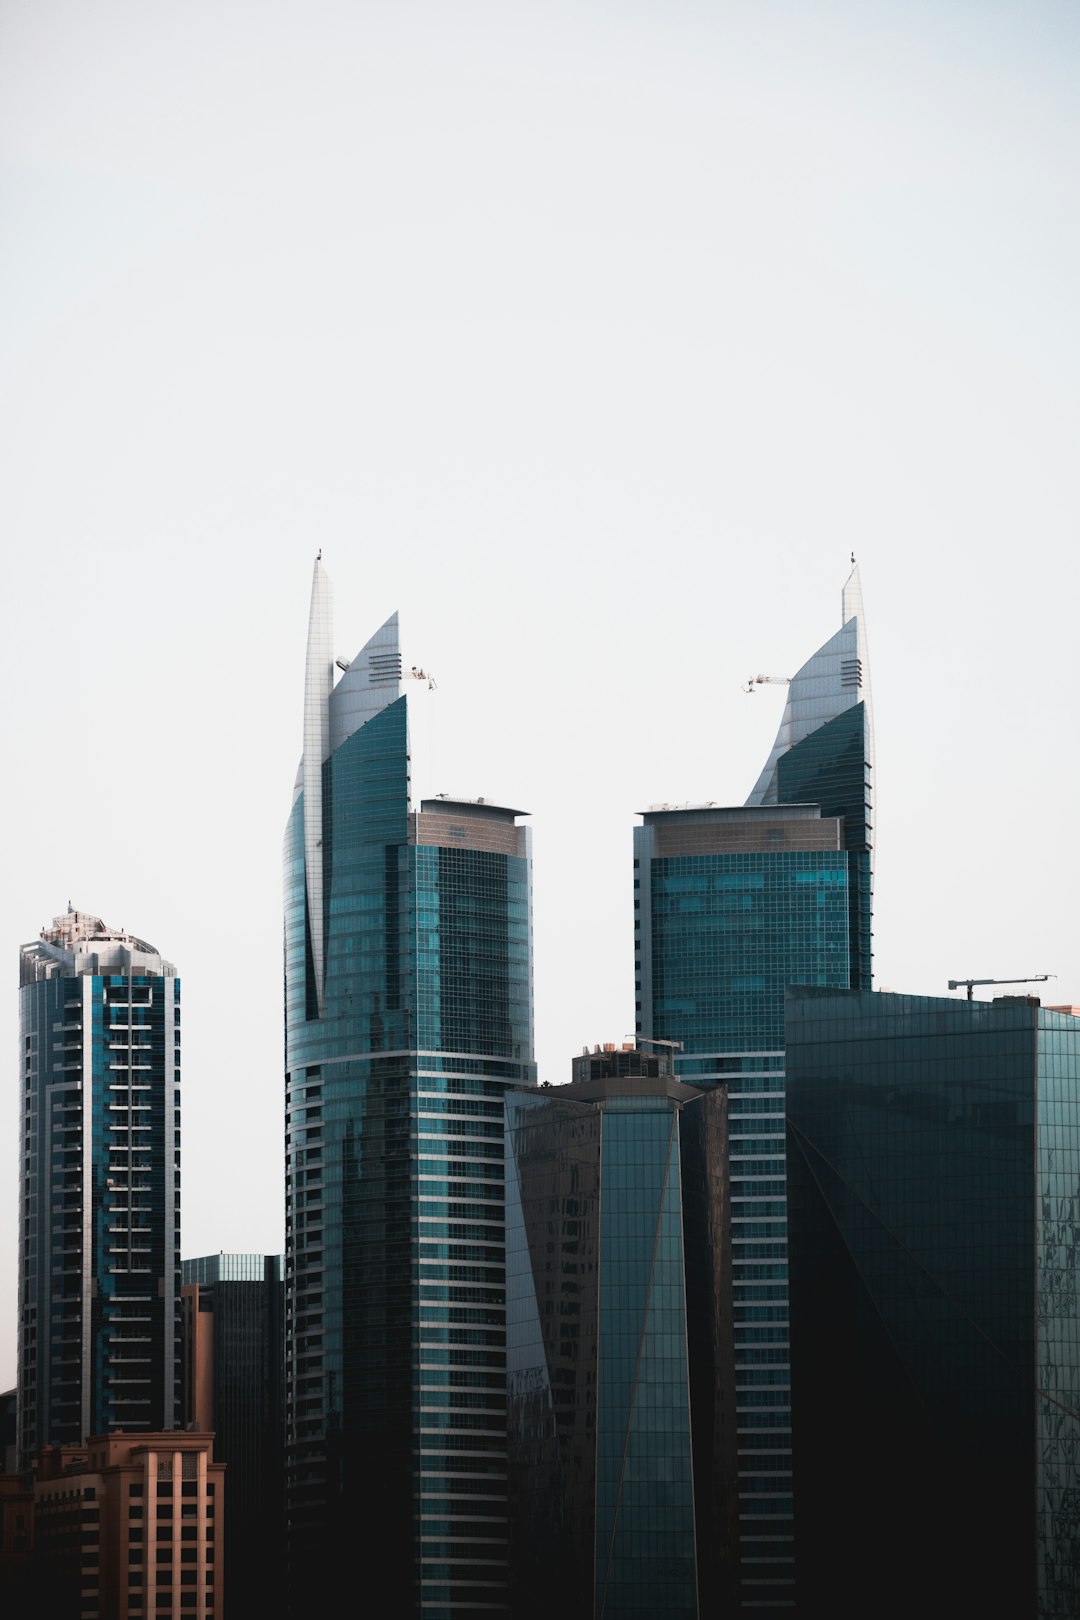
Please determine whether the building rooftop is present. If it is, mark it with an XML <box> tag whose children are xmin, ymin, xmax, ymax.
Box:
<box><xmin>640</xmin><ymin>802</ymin><xmax>824</xmax><ymax>820</ymax></box>
<box><xmin>20</xmin><ymin>906</ymin><xmax>174</xmax><ymax>984</ymax></box>
<box><xmin>421</xmin><ymin>797</ymin><xmax>529</xmax><ymax>821</ymax></box>
<box><xmin>38</xmin><ymin>904</ymin><xmax>158</xmax><ymax>956</ymax></box>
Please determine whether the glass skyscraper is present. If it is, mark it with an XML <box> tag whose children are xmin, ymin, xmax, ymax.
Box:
<box><xmin>745</xmin><ymin>562</ymin><xmax>873</xmax><ymax>991</ymax></box>
<box><xmin>785</xmin><ymin>988</ymin><xmax>1080</xmax><ymax>1620</ymax></box>
<box><xmin>505</xmin><ymin>1046</ymin><xmax>731</xmax><ymax>1620</ymax></box>
<box><xmin>283</xmin><ymin>558</ymin><xmax>535</xmax><ymax>1617</ymax></box>
<box><xmin>181</xmin><ymin>1253</ymin><xmax>285</xmax><ymax>1618</ymax></box>
<box><xmin>17</xmin><ymin>907</ymin><xmax>182</xmax><ymax>1470</ymax></box>
<box><xmin>633</xmin><ymin>564</ymin><xmax>873</xmax><ymax>1612</ymax></box>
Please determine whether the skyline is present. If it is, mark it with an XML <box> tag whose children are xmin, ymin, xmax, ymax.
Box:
<box><xmin>3</xmin><ymin>1</ymin><xmax>1078</xmax><ymax>1394</ymax></box>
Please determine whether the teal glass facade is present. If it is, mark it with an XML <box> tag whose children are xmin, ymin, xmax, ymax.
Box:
<box><xmin>505</xmin><ymin>1064</ymin><xmax>731</xmax><ymax>1620</ymax></box>
<box><xmin>284</xmin><ymin>574</ymin><xmax>534</xmax><ymax>1618</ymax></box>
<box><xmin>746</xmin><ymin>563</ymin><xmax>874</xmax><ymax>996</ymax></box>
<box><xmin>634</xmin><ymin>805</ymin><xmax>853</xmax><ymax>1613</ymax></box>
<box><xmin>595</xmin><ymin>1100</ymin><xmax>696</xmax><ymax>1616</ymax></box>
<box><xmin>785</xmin><ymin>989</ymin><xmax>1080</xmax><ymax>1620</ymax></box>
<box><xmin>774</xmin><ymin>704</ymin><xmax>872</xmax><ymax>990</ymax></box>
<box><xmin>643</xmin><ymin>845</ymin><xmax>850</xmax><ymax>1051</ymax></box>
<box><xmin>18</xmin><ymin>913</ymin><xmax>182</xmax><ymax>1470</ymax></box>
<box><xmin>631</xmin><ymin>568</ymin><xmax>875</xmax><ymax>1612</ymax></box>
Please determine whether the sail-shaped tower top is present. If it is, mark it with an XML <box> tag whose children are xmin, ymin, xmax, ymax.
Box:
<box><xmin>294</xmin><ymin>555</ymin><xmax>408</xmax><ymax>1014</ymax></box>
<box><xmin>746</xmin><ymin>562</ymin><xmax>874</xmax><ymax>808</ymax></box>
<box><xmin>746</xmin><ymin>562</ymin><xmax>875</xmax><ymax>988</ymax></box>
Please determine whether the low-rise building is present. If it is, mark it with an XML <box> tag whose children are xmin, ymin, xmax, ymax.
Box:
<box><xmin>33</xmin><ymin>1430</ymin><xmax>223</xmax><ymax>1619</ymax></box>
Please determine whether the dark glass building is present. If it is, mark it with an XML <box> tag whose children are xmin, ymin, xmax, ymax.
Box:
<box><xmin>633</xmin><ymin>564</ymin><xmax>873</xmax><ymax>1612</ymax></box>
<box><xmin>283</xmin><ymin>559</ymin><xmax>535</xmax><ymax>1617</ymax></box>
<box><xmin>17</xmin><ymin>907</ymin><xmax>182</xmax><ymax>1470</ymax></box>
<box><xmin>785</xmin><ymin>989</ymin><xmax>1080</xmax><ymax>1620</ymax></box>
<box><xmin>505</xmin><ymin>1046</ymin><xmax>731</xmax><ymax>1620</ymax></box>
<box><xmin>181</xmin><ymin>1253</ymin><xmax>285</xmax><ymax>1618</ymax></box>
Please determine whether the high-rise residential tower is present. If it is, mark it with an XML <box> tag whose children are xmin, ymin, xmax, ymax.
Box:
<box><xmin>633</xmin><ymin>564</ymin><xmax>873</xmax><ymax>1612</ymax></box>
<box><xmin>18</xmin><ymin>908</ymin><xmax>182</xmax><ymax>1470</ymax></box>
<box><xmin>283</xmin><ymin>559</ymin><xmax>535</xmax><ymax>1617</ymax></box>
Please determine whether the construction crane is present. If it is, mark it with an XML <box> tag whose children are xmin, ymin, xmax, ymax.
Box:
<box><xmin>334</xmin><ymin>659</ymin><xmax>437</xmax><ymax>689</ymax></box>
<box><xmin>625</xmin><ymin>1035</ymin><xmax>684</xmax><ymax>1053</ymax></box>
<box><xmin>947</xmin><ymin>974</ymin><xmax>1054</xmax><ymax>1002</ymax></box>
<box><xmin>743</xmin><ymin>674</ymin><xmax>791</xmax><ymax>694</ymax></box>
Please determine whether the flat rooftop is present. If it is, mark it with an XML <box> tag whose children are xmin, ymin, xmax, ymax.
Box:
<box><xmin>420</xmin><ymin>797</ymin><xmax>528</xmax><ymax>821</ymax></box>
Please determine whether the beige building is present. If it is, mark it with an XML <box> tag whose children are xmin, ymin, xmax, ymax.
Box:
<box><xmin>34</xmin><ymin>1430</ymin><xmax>223</xmax><ymax>1619</ymax></box>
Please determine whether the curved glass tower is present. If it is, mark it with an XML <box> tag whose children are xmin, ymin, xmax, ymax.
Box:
<box><xmin>284</xmin><ymin>558</ymin><xmax>535</xmax><ymax>1618</ymax></box>
<box><xmin>746</xmin><ymin>562</ymin><xmax>874</xmax><ymax>988</ymax></box>
<box><xmin>634</xmin><ymin>563</ymin><xmax>874</xmax><ymax>1613</ymax></box>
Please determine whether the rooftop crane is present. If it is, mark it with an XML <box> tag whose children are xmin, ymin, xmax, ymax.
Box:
<box><xmin>947</xmin><ymin>974</ymin><xmax>1054</xmax><ymax>1002</ymax></box>
<box><xmin>334</xmin><ymin>659</ymin><xmax>437</xmax><ymax>689</ymax></box>
<box><xmin>743</xmin><ymin>674</ymin><xmax>791</xmax><ymax>694</ymax></box>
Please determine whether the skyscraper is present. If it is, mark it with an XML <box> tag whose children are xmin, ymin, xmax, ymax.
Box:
<box><xmin>18</xmin><ymin>908</ymin><xmax>182</xmax><ymax>1470</ymax></box>
<box><xmin>284</xmin><ymin>559</ymin><xmax>535</xmax><ymax>1617</ymax></box>
<box><xmin>785</xmin><ymin>988</ymin><xmax>1080</xmax><ymax>1619</ymax></box>
<box><xmin>505</xmin><ymin>1044</ymin><xmax>730</xmax><ymax>1620</ymax></box>
<box><xmin>181</xmin><ymin>1253</ymin><xmax>285</xmax><ymax>1617</ymax></box>
<box><xmin>633</xmin><ymin>564</ymin><xmax>873</xmax><ymax>1611</ymax></box>
<box><xmin>745</xmin><ymin>562</ymin><xmax>873</xmax><ymax>989</ymax></box>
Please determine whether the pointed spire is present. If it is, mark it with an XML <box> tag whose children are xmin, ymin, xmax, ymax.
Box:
<box><xmin>302</xmin><ymin>556</ymin><xmax>333</xmax><ymax>1017</ymax></box>
<box><xmin>842</xmin><ymin>558</ymin><xmax>865</xmax><ymax>630</ymax></box>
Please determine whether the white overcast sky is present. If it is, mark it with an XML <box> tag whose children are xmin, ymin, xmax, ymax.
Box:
<box><xmin>2</xmin><ymin>0</ymin><xmax>1078</xmax><ymax>1388</ymax></box>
